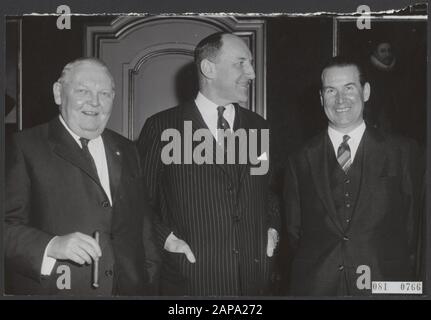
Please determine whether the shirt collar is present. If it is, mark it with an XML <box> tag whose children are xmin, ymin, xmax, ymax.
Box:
<box><xmin>327</xmin><ymin>121</ymin><xmax>366</xmax><ymax>161</ymax></box>
<box><xmin>58</xmin><ymin>114</ymin><xmax>102</xmax><ymax>147</ymax></box>
<box><xmin>194</xmin><ymin>92</ymin><xmax>235</xmax><ymax>137</ymax></box>
<box><xmin>195</xmin><ymin>92</ymin><xmax>234</xmax><ymax>114</ymax></box>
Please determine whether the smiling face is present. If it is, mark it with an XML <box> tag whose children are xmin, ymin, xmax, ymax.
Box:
<box><xmin>320</xmin><ymin>65</ymin><xmax>370</xmax><ymax>133</ymax></box>
<box><xmin>53</xmin><ymin>61</ymin><xmax>115</xmax><ymax>139</ymax></box>
<box><xmin>209</xmin><ymin>34</ymin><xmax>255</xmax><ymax>105</ymax></box>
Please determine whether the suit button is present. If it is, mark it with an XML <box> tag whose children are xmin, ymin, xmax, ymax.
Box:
<box><xmin>233</xmin><ymin>249</ymin><xmax>239</xmax><ymax>254</ymax></box>
<box><xmin>345</xmin><ymin>179</ymin><xmax>351</xmax><ymax>184</ymax></box>
<box><xmin>101</xmin><ymin>200</ymin><xmax>110</xmax><ymax>208</ymax></box>
<box><xmin>345</xmin><ymin>192</ymin><xmax>350</xmax><ymax>197</ymax></box>
<box><xmin>346</xmin><ymin>219</ymin><xmax>351</xmax><ymax>224</ymax></box>
<box><xmin>105</xmin><ymin>270</ymin><xmax>113</xmax><ymax>276</ymax></box>
<box><xmin>345</xmin><ymin>203</ymin><xmax>351</xmax><ymax>208</ymax></box>
<box><xmin>338</xmin><ymin>265</ymin><xmax>344</xmax><ymax>271</ymax></box>
<box><xmin>343</xmin><ymin>236</ymin><xmax>349</xmax><ymax>241</ymax></box>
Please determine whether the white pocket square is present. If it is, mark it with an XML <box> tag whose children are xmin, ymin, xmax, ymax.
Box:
<box><xmin>257</xmin><ymin>152</ymin><xmax>268</xmax><ymax>161</ymax></box>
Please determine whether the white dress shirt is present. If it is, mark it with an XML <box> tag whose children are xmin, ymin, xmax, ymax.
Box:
<box><xmin>195</xmin><ymin>92</ymin><xmax>235</xmax><ymax>141</ymax></box>
<box><xmin>41</xmin><ymin>115</ymin><xmax>112</xmax><ymax>275</ymax></box>
<box><xmin>327</xmin><ymin>121</ymin><xmax>366</xmax><ymax>162</ymax></box>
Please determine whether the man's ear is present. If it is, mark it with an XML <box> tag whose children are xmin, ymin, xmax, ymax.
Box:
<box><xmin>200</xmin><ymin>59</ymin><xmax>216</xmax><ymax>79</ymax></box>
<box><xmin>363</xmin><ymin>82</ymin><xmax>371</xmax><ymax>102</ymax></box>
<box><xmin>319</xmin><ymin>90</ymin><xmax>324</xmax><ymax>107</ymax></box>
<box><xmin>53</xmin><ymin>82</ymin><xmax>62</xmax><ymax>105</ymax></box>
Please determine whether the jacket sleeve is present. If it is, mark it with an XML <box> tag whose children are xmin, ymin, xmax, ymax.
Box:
<box><xmin>283</xmin><ymin>156</ymin><xmax>302</xmax><ymax>255</ymax></box>
<box><xmin>402</xmin><ymin>140</ymin><xmax>425</xmax><ymax>279</ymax></box>
<box><xmin>4</xmin><ymin>135</ymin><xmax>54</xmax><ymax>282</ymax></box>
<box><xmin>264</xmin><ymin>121</ymin><xmax>281</xmax><ymax>233</ymax></box>
<box><xmin>136</xmin><ymin>118</ymin><xmax>172</xmax><ymax>250</ymax></box>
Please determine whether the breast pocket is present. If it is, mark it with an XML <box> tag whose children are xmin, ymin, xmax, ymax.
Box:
<box><xmin>372</xmin><ymin>175</ymin><xmax>401</xmax><ymax>197</ymax></box>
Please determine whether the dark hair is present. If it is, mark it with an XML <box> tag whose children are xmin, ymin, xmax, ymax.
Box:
<box><xmin>372</xmin><ymin>38</ymin><xmax>393</xmax><ymax>49</ymax></box>
<box><xmin>320</xmin><ymin>56</ymin><xmax>367</xmax><ymax>87</ymax></box>
<box><xmin>194</xmin><ymin>32</ymin><xmax>229</xmax><ymax>72</ymax></box>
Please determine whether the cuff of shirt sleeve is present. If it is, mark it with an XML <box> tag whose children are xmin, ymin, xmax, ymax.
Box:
<box><xmin>41</xmin><ymin>237</ymin><xmax>57</xmax><ymax>276</ymax></box>
<box><xmin>268</xmin><ymin>228</ymin><xmax>278</xmax><ymax>237</ymax></box>
<box><xmin>267</xmin><ymin>228</ymin><xmax>279</xmax><ymax>252</ymax></box>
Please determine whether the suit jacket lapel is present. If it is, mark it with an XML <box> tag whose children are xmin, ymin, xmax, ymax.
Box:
<box><xmin>234</xmin><ymin>104</ymin><xmax>253</xmax><ymax>184</ymax></box>
<box><xmin>182</xmin><ymin>101</ymin><xmax>231</xmax><ymax>178</ymax></box>
<box><xmin>48</xmin><ymin>117</ymin><xmax>101</xmax><ymax>186</ymax></box>
<box><xmin>349</xmin><ymin>128</ymin><xmax>387</xmax><ymax>225</ymax></box>
<box><xmin>306</xmin><ymin>132</ymin><xmax>344</xmax><ymax>234</ymax></box>
<box><xmin>182</xmin><ymin>100</ymin><xmax>208</xmax><ymax>132</ymax></box>
<box><xmin>102</xmin><ymin>131</ymin><xmax>123</xmax><ymax>204</ymax></box>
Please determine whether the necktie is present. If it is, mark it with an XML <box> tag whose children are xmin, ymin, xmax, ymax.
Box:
<box><xmin>217</xmin><ymin>106</ymin><xmax>230</xmax><ymax>130</ymax></box>
<box><xmin>79</xmin><ymin>137</ymin><xmax>99</xmax><ymax>179</ymax></box>
<box><xmin>337</xmin><ymin>135</ymin><xmax>352</xmax><ymax>173</ymax></box>
<box><xmin>216</xmin><ymin>106</ymin><xmax>232</xmax><ymax>164</ymax></box>
<box><xmin>217</xmin><ymin>106</ymin><xmax>231</xmax><ymax>146</ymax></box>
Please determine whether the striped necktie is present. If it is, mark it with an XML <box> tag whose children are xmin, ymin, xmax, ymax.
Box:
<box><xmin>337</xmin><ymin>135</ymin><xmax>352</xmax><ymax>173</ymax></box>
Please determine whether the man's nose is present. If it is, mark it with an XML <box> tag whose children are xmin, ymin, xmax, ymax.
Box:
<box><xmin>336</xmin><ymin>92</ymin><xmax>345</xmax><ymax>104</ymax></box>
<box><xmin>244</xmin><ymin>63</ymin><xmax>256</xmax><ymax>80</ymax></box>
<box><xmin>89</xmin><ymin>93</ymin><xmax>100</xmax><ymax>106</ymax></box>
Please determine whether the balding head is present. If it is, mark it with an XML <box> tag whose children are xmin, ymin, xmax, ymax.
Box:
<box><xmin>57</xmin><ymin>57</ymin><xmax>115</xmax><ymax>90</ymax></box>
<box><xmin>194</xmin><ymin>33</ymin><xmax>255</xmax><ymax>105</ymax></box>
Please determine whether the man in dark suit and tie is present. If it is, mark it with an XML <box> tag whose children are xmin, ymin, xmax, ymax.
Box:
<box><xmin>283</xmin><ymin>56</ymin><xmax>424</xmax><ymax>296</ymax></box>
<box><xmin>5</xmin><ymin>58</ymin><xmax>158</xmax><ymax>295</ymax></box>
<box><xmin>137</xmin><ymin>32</ymin><xmax>279</xmax><ymax>296</ymax></box>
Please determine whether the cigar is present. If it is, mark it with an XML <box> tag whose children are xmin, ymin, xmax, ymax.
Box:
<box><xmin>92</xmin><ymin>231</ymin><xmax>100</xmax><ymax>288</ymax></box>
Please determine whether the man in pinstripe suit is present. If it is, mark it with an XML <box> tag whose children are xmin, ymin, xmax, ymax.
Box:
<box><xmin>137</xmin><ymin>32</ymin><xmax>279</xmax><ymax>296</ymax></box>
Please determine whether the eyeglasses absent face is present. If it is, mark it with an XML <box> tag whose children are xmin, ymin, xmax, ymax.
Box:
<box><xmin>320</xmin><ymin>65</ymin><xmax>370</xmax><ymax>133</ymax></box>
<box><xmin>54</xmin><ymin>61</ymin><xmax>115</xmax><ymax>139</ymax></box>
<box><xmin>210</xmin><ymin>34</ymin><xmax>256</xmax><ymax>105</ymax></box>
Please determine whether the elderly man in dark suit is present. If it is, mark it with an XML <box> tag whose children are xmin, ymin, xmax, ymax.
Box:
<box><xmin>137</xmin><ymin>32</ymin><xmax>279</xmax><ymax>296</ymax></box>
<box><xmin>283</xmin><ymin>56</ymin><xmax>423</xmax><ymax>296</ymax></box>
<box><xmin>5</xmin><ymin>57</ymin><xmax>158</xmax><ymax>295</ymax></box>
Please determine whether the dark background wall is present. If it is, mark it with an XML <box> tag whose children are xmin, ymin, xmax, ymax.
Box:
<box><xmin>21</xmin><ymin>16</ymin><xmax>114</xmax><ymax>129</ymax></box>
<box><xmin>266</xmin><ymin>17</ymin><xmax>333</xmax><ymax>184</ymax></box>
<box><xmin>339</xmin><ymin>20</ymin><xmax>427</xmax><ymax>144</ymax></box>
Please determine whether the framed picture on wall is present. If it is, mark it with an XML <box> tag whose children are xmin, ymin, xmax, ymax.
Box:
<box><xmin>333</xmin><ymin>13</ymin><xmax>427</xmax><ymax>144</ymax></box>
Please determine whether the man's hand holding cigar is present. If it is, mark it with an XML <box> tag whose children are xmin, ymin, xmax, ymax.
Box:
<box><xmin>46</xmin><ymin>232</ymin><xmax>102</xmax><ymax>265</ymax></box>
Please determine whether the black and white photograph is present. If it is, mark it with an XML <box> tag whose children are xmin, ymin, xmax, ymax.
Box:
<box><xmin>1</xmin><ymin>0</ymin><xmax>428</xmax><ymax>306</ymax></box>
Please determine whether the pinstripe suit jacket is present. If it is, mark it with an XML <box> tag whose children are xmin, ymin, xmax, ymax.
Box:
<box><xmin>137</xmin><ymin>101</ymin><xmax>279</xmax><ymax>296</ymax></box>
